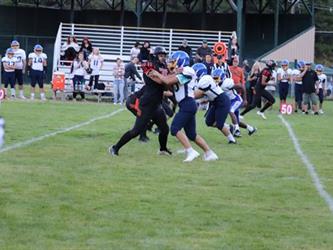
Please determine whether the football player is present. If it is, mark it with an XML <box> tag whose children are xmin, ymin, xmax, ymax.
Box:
<box><xmin>28</xmin><ymin>44</ymin><xmax>47</xmax><ymax>101</ymax></box>
<box><xmin>315</xmin><ymin>64</ymin><xmax>327</xmax><ymax>114</ymax></box>
<box><xmin>292</xmin><ymin>60</ymin><xmax>304</xmax><ymax>113</ymax></box>
<box><xmin>1</xmin><ymin>48</ymin><xmax>16</xmax><ymax>98</ymax></box>
<box><xmin>11</xmin><ymin>40</ymin><xmax>27</xmax><ymax>99</ymax></box>
<box><xmin>148</xmin><ymin>51</ymin><xmax>218</xmax><ymax>162</ymax></box>
<box><xmin>277</xmin><ymin>59</ymin><xmax>292</xmax><ymax>109</ymax></box>
<box><xmin>192</xmin><ymin>63</ymin><xmax>236</xmax><ymax>144</ymax></box>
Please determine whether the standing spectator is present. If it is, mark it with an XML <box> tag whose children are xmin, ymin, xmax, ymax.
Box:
<box><xmin>213</xmin><ymin>55</ymin><xmax>232</xmax><ymax>78</ymax></box>
<box><xmin>71</xmin><ymin>52</ymin><xmax>88</xmax><ymax>101</ymax></box>
<box><xmin>300</xmin><ymin>62</ymin><xmax>319</xmax><ymax>115</ymax></box>
<box><xmin>130</xmin><ymin>41</ymin><xmax>141</xmax><ymax>59</ymax></box>
<box><xmin>80</xmin><ymin>37</ymin><xmax>93</xmax><ymax>61</ymax></box>
<box><xmin>228</xmin><ymin>31</ymin><xmax>239</xmax><ymax>61</ymax></box>
<box><xmin>88</xmin><ymin>48</ymin><xmax>104</xmax><ymax>90</ymax></box>
<box><xmin>124</xmin><ymin>57</ymin><xmax>142</xmax><ymax>99</ymax></box>
<box><xmin>315</xmin><ymin>64</ymin><xmax>327</xmax><ymax>114</ymax></box>
<box><xmin>178</xmin><ymin>39</ymin><xmax>193</xmax><ymax>64</ymax></box>
<box><xmin>11</xmin><ymin>40</ymin><xmax>26</xmax><ymax>99</ymax></box>
<box><xmin>203</xmin><ymin>54</ymin><xmax>214</xmax><ymax>75</ymax></box>
<box><xmin>138</xmin><ymin>41</ymin><xmax>151</xmax><ymax>62</ymax></box>
<box><xmin>229</xmin><ymin>56</ymin><xmax>247</xmax><ymax>106</ymax></box>
<box><xmin>292</xmin><ymin>60</ymin><xmax>304</xmax><ymax>113</ymax></box>
<box><xmin>28</xmin><ymin>44</ymin><xmax>47</xmax><ymax>101</ymax></box>
<box><xmin>1</xmin><ymin>48</ymin><xmax>16</xmax><ymax>98</ymax></box>
<box><xmin>61</xmin><ymin>36</ymin><xmax>80</xmax><ymax>61</ymax></box>
<box><xmin>113</xmin><ymin>58</ymin><xmax>125</xmax><ymax>105</ymax></box>
<box><xmin>247</xmin><ymin>61</ymin><xmax>261</xmax><ymax>106</ymax></box>
<box><xmin>196</xmin><ymin>40</ymin><xmax>212</xmax><ymax>63</ymax></box>
<box><xmin>277</xmin><ymin>59</ymin><xmax>292</xmax><ymax>108</ymax></box>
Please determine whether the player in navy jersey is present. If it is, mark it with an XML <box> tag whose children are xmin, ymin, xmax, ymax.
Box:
<box><xmin>192</xmin><ymin>63</ymin><xmax>236</xmax><ymax>144</ymax></box>
<box><xmin>148</xmin><ymin>51</ymin><xmax>218</xmax><ymax>162</ymax></box>
<box><xmin>109</xmin><ymin>47</ymin><xmax>170</xmax><ymax>156</ymax></box>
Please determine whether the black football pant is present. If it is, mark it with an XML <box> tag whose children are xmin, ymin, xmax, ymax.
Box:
<box><xmin>241</xmin><ymin>87</ymin><xmax>275</xmax><ymax>116</ymax></box>
<box><xmin>114</xmin><ymin>104</ymin><xmax>169</xmax><ymax>152</ymax></box>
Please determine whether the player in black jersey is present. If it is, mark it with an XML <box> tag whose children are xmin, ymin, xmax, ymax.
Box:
<box><xmin>109</xmin><ymin>47</ymin><xmax>171</xmax><ymax>156</ymax></box>
<box><xmin>240</xmin><ymin>60</ymin><xmax>276</xmax><ymax>120</ymax></box>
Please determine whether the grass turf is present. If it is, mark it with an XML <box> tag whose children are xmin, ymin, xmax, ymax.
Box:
<box><xmin>0</xmin><ymin>98</ymin><xmax>332</xmax><ymax>249</ymax></box>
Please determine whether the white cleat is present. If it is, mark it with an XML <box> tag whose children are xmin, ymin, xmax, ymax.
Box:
<box><xmin>19</xmin><ymin>95</ymin><xmax>26</xmax><ymax>100</ymax></box>
<box><xmin>183</xmin><ymin>149</ymin><xmax>200</xmax><ymax>162</ymax></box>
<box><xmin>203</xmin><ymin>151</ymin><xmax>219</xmax><ymax>161</ymax></box>
<box><xmin>257</xmin><ymin>111</ymin><xmax>267</xmax><ymax>120</ymax></box>
<box><xmin>319</xmin><ymin>109</ymin><xmax>324</xmax><ymax>114</ymax></box>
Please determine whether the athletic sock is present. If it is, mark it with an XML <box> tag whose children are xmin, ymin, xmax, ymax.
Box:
<box><xmin>31</xmin><ymin>93</ymin><xmax>35</xmax><ymax>98</ymax></box>
<box><xmin>40</xmin><ymin>93</ymin><xmax>45</xmax><ymax>99</ymax></box>
<box><xmin>227</xmin><ymin>134</ymin><xmax>236</xmax><ymax>143</ymax></box>
<box><xmin>10</xmin><ymin>88</ymin><xmax>16</xmax><ymax>97</ymax></box>
<box><xmin>19</xmin><ymin>90</ymin><xmax>24</xmax><ymax>97</ymax></box>
<box><xmin>234</xmin><ymin>124</ymin><xmax>240</xmax><ymax>131</ymax></box>
<box><xmin>246</xmin><ymin>124</ymin><xmax>254</xmax><ymax>132</ymax></box>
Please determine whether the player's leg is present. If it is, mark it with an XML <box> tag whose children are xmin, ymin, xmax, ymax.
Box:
<box><xmin>215</xmin><ymin>96</ymin><xmax>236</xmax><ymax>144</ymax></box>
<box><xmin>259</xmin><ymin>89</ymin><xmax>275</xmax><ymax>114</ymax></box>
<box><xmin>37</xmin><ymin>71</ymin><xmax>46</xmax><ymax>101</ymax></box>
<box><xmin>30</xmin><ymin>70</ymin><xmax>37</xmax><ymax>100</ymax></box>
<box><xmin>16</xmin><ymin>69</ymin><xmax>25</xmax><ymax>99</ymax></box>
<box><xmin>151</xmin><ymin>106</ymin><xmax>169</xmax><ymax>153</ymax></box>
<box><xmin>3</xmin><ymin>72</ymin><xmax>9</xmax><ymax>97</ymax></box>
<box><xmin>9</xmin><ymin>72</ymin><xmax>16</xmax><ymax>98</ymax></box>
<box><xmin>240</xmin><ymin>89</ymin><xmax>261</xmax><ymax>116</ymax></box>
<box><xmin>318</xmin><ymin>88</ymin><xmax>324</xmax><ymax>113</ymax></box>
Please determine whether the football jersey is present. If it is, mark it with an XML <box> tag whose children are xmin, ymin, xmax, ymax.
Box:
<box><xmin>197</xmin><ymin>75</ymin><xmax>223</xmax><ymax>101</ymax></box>
<box><xmin>1</xmin><ymin>56</ymin><xmax>16</xmax><ymax>72</ymax></box>
<box><xmin>266</xmin><ymin>70</ymin><xmax>277</xmax><ymax>91</ymax></box>
<box><xmin>89</xmin><ymin>54</ymin><xmax>104</xmax><ymax>75</ymax></box>
<box><xmin>318</xmin><ymin>74</ymin><xmax>327</xmax><ymax>89</ymax></box>
<box><xmin>277</xmin><ymin>68</ymin><xmax>292</xmax><ymax>83</ymax></box>
<box><xmin>221</xmin><ymin>78</ymin><xmax>237</xmax><ymax>100</ymax></box>
<box><xmin>13</xmin><ymin>48</ymin><xmax>26</xmax><ymax>70</ymax></box>
<box><xmin>72</xmin><ymin>60</ymin><xmax>86</xmax><ymax>76</ymax></box>
<box><xmin>29</xmin><ymin>52</ymin><xmax>47</xmax><ymax>71</ymax></box>
<box><xmin>292</xmin><ymin>69</ymin><xmax>302</xmax><ymax>84</ymax></box>
<box><xmin>174</xmin><ymin>66</ymin><xmax>196</xmax><ymax>103</ymax></box>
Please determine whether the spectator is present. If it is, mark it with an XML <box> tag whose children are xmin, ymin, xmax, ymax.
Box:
<box><xmin>300</xmin><ymin>62</ymin><xmax>319</xmax><ymax>115</ymax></box>
<box><xmin>88</xmin><ymin>48</ymin><xmax>104</xmax><ymax>90</ymax></box>
<box><xmin>178</xmin><ymin>39</ymin><xmax>193</xmax><ymax>64</ymax></box>
<box><xmin>124</xmin><ymin>57</ymin><xmax>142</xmax><ymax>98</ymax></box>
<box><xmin>113</xmin><ymin>58</ymin><xmax>125</xmax><ymax>105</ymax></box>
<box><xmin>203</xmin><ymin>54</ymin><xmax>214</xmax><ymax>75</ymax></box>
<box><xmin>61</xmin><ymin>36</ymin><xmax>80</xmax><ymax>61</ymax></box>
<box><xmin>80</xmin><ymin>37</ymin><xmax>93</xmax><ymax>61</ymax></box>
<box><xmin>228</xmin><ymin>31</ymin><xmax>239</xmax><ymax>61</ymax></box>
<box><xmin>247</xmin><ymin>61</ymin><xmax>261</xmax><ymax>106</ymax></box>
<box><xmin>71</xmin><ymin>52</ymin><xmax>88</xmax><ymax>101</ymax></box>
<box><xmin>138</xmin><ymin>41</ymin><xmax>151</xmax><ymax>62</ymax></box>
<box><xmin>213</xmin><ymin>54</ymin><xmax>232</xmax><ymax>78</ymax></box>
<box><xmin>130</xmin><ymin>41</ymin><xmax>141</xmax><ymax>59</ymax></box>
<box><xmin>196</xmin><ymin>40</ymin><xmax>212</xmax><ymax>63</ymax></box>
<box><xmin>229</xmin><ymin>55</ymin><xmax>247</xmax><ymax>106</ymax></box>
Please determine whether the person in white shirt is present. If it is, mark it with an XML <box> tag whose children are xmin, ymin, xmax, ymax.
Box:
<box><xmin>61</xmin><ymin>36</ymin><xmax>80</xmax><ymax>61</ymax></box>
<box><xmin>71</xmin><ymin>52</ymin><xmax>88</xmax><ymax>101</ymax></box>
<box><xmin>292</xmin><ymin>60</ymin><xmax>305</xmax><ymax>112</ymax></box>
<box><xmin>88</xmin><ymin>48</ymin><xmax>104</xmax><ymax>90</ymax></box>
<box><xmin>11</xmin><ymin>40</ymin><xmax>27</xmax><ymax>99</ymax></box>
<box><xmin>277</xmin><ymin>59</ymin><xmax>292</xmax><ymax>108</ymax></box>
<box><xmin>1</xmin><ymin>48</ymin><xmax>16</xmax><ymax>98</ymax></box>
<box><xmin>130</xmin><ymin>42</ymin><xmax>141</xmax><ymax>59</ymax></box>
<box><xmin>113</xmin><ymin>58</ymin><xmax>125</xmax><ymax>104</ymax></box>
<box><xmin>315</xmin><ymin>64</ymin><xmax>327</xmax><ymax>114</ymax></box>
<box><xmin>28</xmin><ymin>44</ymin><xmax>47</xmax><ymax>101</ymax></box>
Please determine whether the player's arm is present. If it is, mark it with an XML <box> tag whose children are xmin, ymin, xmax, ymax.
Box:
<box><xmin>277</xmin><ymin>70</ymin><xmax>282</xmax><ymax>81</ymax></box>
<box><xmin>148</xmin><ymin>70</ymin><xmax>178</xmax><ymax>85</ymax></box>
<box><xmin>194</xmin><ymin>89</ymin><xmax>205</xmax><ymax>99</ymax></box>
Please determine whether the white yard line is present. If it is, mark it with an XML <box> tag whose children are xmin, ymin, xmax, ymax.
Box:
<box><xmin>0</xmin><ymin>108</ymin><xmax>124</xmax><ymax>154</ymax></box>
<box><xmin>279</xmin><ymin>115</ymin><xmax>333</xmax><ymax>214</ymax></box>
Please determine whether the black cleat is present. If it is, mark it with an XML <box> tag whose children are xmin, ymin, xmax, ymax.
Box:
<box><xmin>108</xmin><ymin>145</ymin><xmax>119</xmax><ymax>156</ymax></box>
<box><xmin>234</xmin><ymin>129</ymin><xmax>242</xmax><ymax>138</ymax></box>
<box><xmin>228</xmin><ymin>140</ymin><xmax>237</xmax><ymax>144</ymax></box>
<box><xmin>158</xmin><ymin>148</ymin><xmax>172</xmax><ymax>156</ymax></box>
<box><xmin>139</xmin><ymin>135</ymin><xmax>150</xmax><ymax>143</ymax></box>
<box><xmin>248</xmin><ymin>127</ymin><xmax>257</xmax><ymax>136</ymax></box>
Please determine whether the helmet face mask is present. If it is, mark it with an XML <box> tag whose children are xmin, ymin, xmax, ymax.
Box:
<box><xmin>211</xmin><ymin>69</ymin><xmax>225</xmax><ymax>84</ymax></box>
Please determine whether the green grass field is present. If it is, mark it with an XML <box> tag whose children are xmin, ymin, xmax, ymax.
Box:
<box><xmin>0</xmin><ymin>97</ymin><xmax>333</xmax><ymax>249</ymax></box>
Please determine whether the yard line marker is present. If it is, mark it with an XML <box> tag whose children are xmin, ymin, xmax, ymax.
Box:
<box><xmin>0</xmin><ymin>108</ymin><xmax>124</xmax><ymax>154</ymax></box>
<box><xmin>279</xmin><ymin>115</ymin><xmax>333</xmax><ymax>214</ymax></box>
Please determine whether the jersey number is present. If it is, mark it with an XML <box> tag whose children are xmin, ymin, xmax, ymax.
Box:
<box><xmin>33</xmin><ymin>58</ymin><xmax>43</xmax><ymax>63</ymax></box>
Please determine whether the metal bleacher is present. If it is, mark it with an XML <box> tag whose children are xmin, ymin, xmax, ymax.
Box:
<box><xmin>53</xmin><ymin>22</ymin><xmax>232</xmax><ymax>101</ymax></box>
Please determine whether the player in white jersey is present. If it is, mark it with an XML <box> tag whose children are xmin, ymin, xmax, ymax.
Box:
<box><xmin>192</xmin><ymin>63</ymin><xmax>236</xmax><ymax>144</ymax></box>
<box><xmin>277</xmin><ymin>59</ymin><xmax>292</xmax><ymax>109</ymax></box>
<box><xmin>213</xmin><ymin>69</ymin><xmax>257</xmax><ymax>137</ymax></box>
<box><xmin>315</xmin><ymin>64</ymin><xmax>327</xmax><ymax>114</ymax></box>
<box><xmin>88</xmin><ymin>48</ymin><xmax>104</xmax><ymax>90</ymax></box>
<box><xmin>11</xmin><ymin>40</ymin><xmax>27</xmax><ymax>99</ymax></box>
<box><xmin>28</xmin><ymin>44</ymin><xmax>47</xmax><ymax>101</ymax></box>
<box><xmin>148</xmin><ymin>51</ymin><xmax>218</xmax><ymax>162</ymax></box>
<box><xmin>1</xmin><ymin>48</ymin><xmax>16</xmax><ymax>98</ymax></box>
<box><xmin>292</xmin><ymin>60</ymin><xmax>305</xmax><ymax>112</ymax></box>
